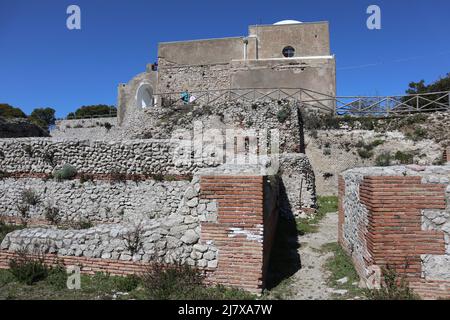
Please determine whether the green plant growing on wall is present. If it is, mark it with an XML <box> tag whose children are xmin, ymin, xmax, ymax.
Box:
<box><xmin>122</xmin><ymin>223</ymin><xmax>144</xmax><ymax>256</ymax></box>
<box><xmin>357</xmin><ymin>148</ymin><xmax>373</xmax><ymax>159</ymax></box>
<box><xmin>9</xmin><ymin>249</ymin><xmax>50</xmax><ymax>285</ymax></box>
<box><xmin>22</xmin><ymin>144</ymin><xmax>33</xmax><ymax>157</ymax></box>
<box><xmin>70</xmin><ymin>219</ymin><xmax>93</xmax><ymax>230</ymax></box>
<box><xmin>405</xmin><ymin>127</ymin><xmax>427</xmax><ymax>142</ymax></box>
<box><xmin>109</xmin><ymin>170</ymin><xmax>127</xmax><ymax>184</ymax></box>
<box><xmin>375</xmin><ymin>152</ymin><xmax>392</xmax><ymax>166</ymax></box>
<box><xmin>21</xmin><ymin>188</ymin><xmax>40</xmax><ymax>206</ymax></box>
<box><xmin>42</xmin><ymin>149</ymin><xmax>56</xmax><ymax>168</ymax></box>
<box><xmin>394</xmin><ymin>151</ymin><xmax>414</xmax><ymax>164</ymax></box>
<box><xmin>277</xmin><ymin>106</ymin><xmax>291</xmax><ymax>123</ymax></box>
<box><xmin>103</xmin><ymin>122</ymin><xmax>112</xmax><ymax>131</ymax></box>
<box><xmin>53</xmin><ymin>164</ymin><xmax>77</xmax><ymax>181</ymax></box>
<box><xmin>79</xmin><ymin>173</ymin><xmax>95</xmax><ymax>183</ymax></box>
<box><xmin>364</xmin><ymin>264</ymin><xmax>420</xmax><ymax>300</ymax></box>
<box><xmin>44</xmin><ymin>205</ymin><xmax>60</xmax><ymax>225</ymax></box>
<box><xmin>16</xmin><ymin>204</ymin><xmax>30</xmax><ymax>223</ymax></box>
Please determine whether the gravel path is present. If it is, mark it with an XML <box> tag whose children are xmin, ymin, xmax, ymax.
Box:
<box><xmin>289</xmin><ymin>212</ymin><xmax>338</xmax><ymax>300</ymax></box>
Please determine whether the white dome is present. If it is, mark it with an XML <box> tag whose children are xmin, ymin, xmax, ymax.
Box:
<box><xmin>273</xmin><ymin>20</ymin><xmax>303</xmax><ymax>25</ymax></box>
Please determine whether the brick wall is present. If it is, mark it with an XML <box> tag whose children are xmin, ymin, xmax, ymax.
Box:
<box><xmin>0</xmin><ymin>174</ymin><xmax>278</xmax><ymax>293</ymax></box>
<box><xmin>444</xmin><ymin>147</ymin><xmax>450</xmax><ymax>163</ymax></box>
<box><xmin>199</xmin><ymin>175</ymin><xmax>277</xmax><ymax>293</ymax></box>
<box><xmin>340</xmin><ymin>172</ymin><xmax>450</xmax><ymax>299</ymax></box>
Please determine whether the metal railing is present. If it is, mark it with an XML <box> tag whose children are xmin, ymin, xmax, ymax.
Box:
<box><xmin>152</xmin><ymin>88</ymin><xmax>450</xmax><ymax>117</ymax></box>
<box><xmin>56</xmin><ymin>89</ymin><xmax>450</xmax><ymax>120</ymax></box>
<box><xmin>153</xmin><ymin>87</ymin><xmax>335</xmax><ymax>113</ymax></box>
<box><xmin>332</xmin><ymin>91</ymin><xmax>450</xmax><ymax>116</ymax></box>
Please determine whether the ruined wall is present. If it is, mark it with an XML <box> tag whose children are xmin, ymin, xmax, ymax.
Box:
<box><xmin>306</xmin><ymin>130</ymin><xmax>443</xmax><ymax>196</ymax></box>
<box><xmin>0</xmin><ymin>178</ymin><xmax>188</xmax><ymax>224</ymax></box>
<box><xmin>339</xmin><ymin>165</ymin><xmax>450</xmax><ymax>299</ymax></box>
<box><xmin>279</xmin><ymin>153</ymin><xmax>316</xmax><ymax>217</ymax></box>
<box><xmin>198</xmin><ymin>168</ymin><xmax>279</xmax><ymax>291</ymax></box>
<box><xmin>51</xmin><ymin>118</ymin><xmax>117</xmax><ymax>140</ymax></box>
<box><xmin>0</xmin><ymin>138</ymin><xmax>211</xmax><ymax>175</ymax></box>
<box><xmin>0</xmin><ymin>165</ymin><xmax>280</xmax><ymax>292</ymax></box>
<box><xmin>157</xmin><ymin>59</ymin><xmax>231</xmax><ymax>94</ymax></box>
<box><xmin>1</xmin><ymin>175</ymin><xmax>218</xmax><ymax>268</ymax></box>
<box><xmin>117</xmin><ymin>69</ymin><xmax>157</xmax><ymax>126</ymax></box>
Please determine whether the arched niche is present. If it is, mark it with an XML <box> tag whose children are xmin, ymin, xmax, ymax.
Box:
<box><xmin>136</xmin><ymin>83</ymin><xmax>154</xmax><ymax>108</ymax></box>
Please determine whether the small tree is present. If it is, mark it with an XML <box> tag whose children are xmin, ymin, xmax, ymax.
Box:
<box><xmin>0</xmin><ymin>104</ymin><xmax>27</xmax><ymax>118</ymax></box>
<box><xmin>29</xmin><ymin>107</ymin><xmax>56</xmax><ymax>130</ymax></box>
<box><xmin>122</xmin><ymin>223</ymin><xmax>144</xmax><ymax>256</ymax></box>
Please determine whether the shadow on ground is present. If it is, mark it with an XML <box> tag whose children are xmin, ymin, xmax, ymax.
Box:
<box><xmin>265</xmin><ymin>213</ymin><xmax>301</xmax><ymax>290</ymax></box>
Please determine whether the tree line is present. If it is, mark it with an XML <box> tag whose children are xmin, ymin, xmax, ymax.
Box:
<box><xmin>0</xmin><ymin>104</ymin><xmax>56</xmax><ymax>130</ymax></box>
<box><xmin>0</xmin><ymin>104</ymin><xmax>117</xmax><ymax>130</ymax></box>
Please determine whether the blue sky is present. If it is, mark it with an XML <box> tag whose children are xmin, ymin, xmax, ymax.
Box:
<box><xmin>0</xmin><ymin>0</ymin><xmax>449</xmax><ymax>117</ymax></box>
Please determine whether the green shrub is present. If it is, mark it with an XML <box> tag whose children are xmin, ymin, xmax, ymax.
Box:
<box><xmin>21</xmin><ymin>188</ymin><xmax>40</xmax><ymax>206</ymax></box>
<box><xmin>364</xmin><ymin>265</ymin><xmax>421</xmax><ymax>300</ymax></box>
<box><xmin>45</xmin><ymin>264</ymin><xmax>67</xmax><ymax>289</ymax></box>
<box><xmin>9</xmin><ymin>249</ymin><xmax>50</xmax><ymax>285</ymax></box>
<box><xmin>357</xmin><ymin>148</ymin><xmax>373</xmax><ymax>159</ymax></box>
<box><xmin>152</xmin><ymin>173</ymin><xmax>164</xmax><ymax>181</ymax></box>
<box><xmin>53</xmin><ymin>164</ymin><xmax>77</xmax><ymax>181</ymax></box>
<box><xmin>0</xmin><ymin>104</ymin><xmax>27</xmax><ymax>118</ymax></box>
<box><xmin>22</xmin><ymin>144</ymin><xmax>33</xmax><ymax>157</ymax></box>
<box><xmin>114</xmin><ymin>274</ymin><xmax>140</xmax><ymax>292</ymax></box>
<box><xmin>406</xmin><ymin>127</ymin><xmax>427</xmax><ymax>141</ymax></box>
<box><xmin>0</xmin><ymin>220</ymin><xmax>23</xmax><ymax>242</ymax></box>
<box><xmin>71</xmin><ymin>219</ymin><xmax>93</xmax><ymax>230</ymax></box>
<box><xmin>394</xmin><ymin>151</ymin><xmax>414</xmax><ymax>164</ymax></box>
<box><xmin>42</xmin><ymin>150</ymin><xmax>56</xmax><ymax>167</ymax></box>
<box><xmin>109</xmin><ymin>170</ymin><xmax>127</xmax><ymax>184</ymax></box>
<box><xmin>104</xmin><ymin>122</ymin><xmax>112</xmax><ymax>131</ymax></box>
<box><xmin>0</xmin><ymin>170</ymin><xmax>8</xmax><ymax>180</ymax></box>
<box><xmin>375</xmin><ymin>152</ymin><xmax>391</xmax><ymax>166</ymax></box>
<box><xmin>79</xmin><ymin>173</ymin><xmax>95</xmax><ymax>183</ymax></box>
<box><xmin>140</xmin><ymin>261</ymin><xmax>254</xmax><ymax>300</ymax></box>
<box><xmin>141</xmin><ymin>261</ymin><xmax>204</xmax><ymax>299</ymax></box>
<box><xmin>323</xmin><ymin>148</ymin><xmax>331</xmax><ymax>156</ymax></box>
<box><xmin>44</xmin><ymin>205</ymin><xmax>60</xmax><ymax>225</ymax></box>
<box><xmin>16</xmin><ymin>204</ymin><xmax>30</xmax><ymax>222</ymax></box>
<box><xmin>276</xmin><ymin>107</ymin><xmax>291</xmax><ymax>123</ymax></box>
<box><xmin>322</xmin><ymin>242</ymin><xmax>364</xmax><ymax>299</ymax></box>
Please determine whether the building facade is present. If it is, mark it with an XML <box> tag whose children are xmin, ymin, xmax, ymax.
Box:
<box><xmin>117</xmin><ymin>20</ymin><xmax>336</xmax><ymax>125</ymax></box>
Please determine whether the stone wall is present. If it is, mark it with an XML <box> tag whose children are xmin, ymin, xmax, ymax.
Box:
<box><xmin>51</xmin><ymin>118</ymin><xmax>117</xmax><ymax>141</ymax></box>
<box><xmin>0</xmin><ymin>178</ymin><xmax>188</xmax><ymax>223</ymax></box>
<box><xmin>1</xmin><ymin>175</ymin><xmax>218</xmax><ymax>268</ymax></box>
<box><xmin>0</xmin><ymin>138</ymin><xmax>206</xmax><ymax>175</ymax></box>
<box><xmin>306</xmin><ymin>130</ymin><xmax>442</xmax><ymax>195</ymax></box>
<box><xmin>0</xmin><ymin>161</ymin><xmax>281</xmax><ymax>292</ymax></box>
<box><xmin>0</xmin><ymin>137</ymin><xmax>317</xmax><ymax>217</ymax></box>
<box><xmin>279</xmin><ymin>153</ymin><xmax>316</xmax><ymax>217</ymax></box>
<box><xmin>157</xmin><ymin>58</ymin><xmax>231</xmax><ymax>94</ymax></box>
<box><xmin>339</xmin><ymin>165</ymin><xmax>450</xmax><ymax>299</ymax></box>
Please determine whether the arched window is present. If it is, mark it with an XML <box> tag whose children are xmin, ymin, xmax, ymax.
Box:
<box><xmin>282</xmin><ymin>46</ymin><xmax>295</xmax><ymax>58</ymax></box>
<box><xmin>136</xmin><ymin>83</ymin><xmax>153</xmax><ymax>108</ymax></box>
